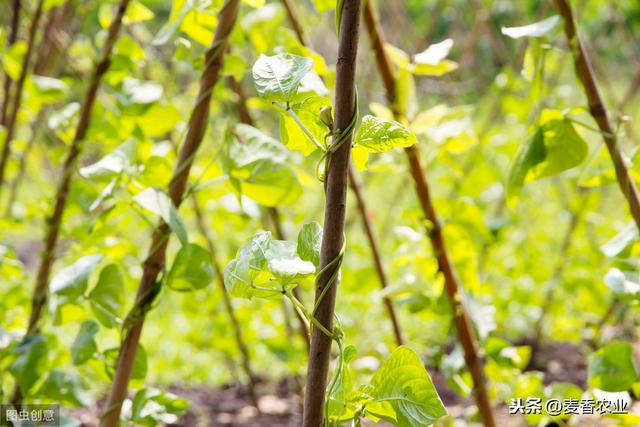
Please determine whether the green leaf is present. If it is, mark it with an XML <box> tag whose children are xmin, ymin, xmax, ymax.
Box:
<box><xmin>89</xmin><ymin>264</ymin><xmax>124</xmax><ymax>328</ymax></box>
<box><xmin>265</xmin><ymin>240</ymin><xmax>315</xmax><ymax>278</ymax></box>
<box><xmin>600</xmin><ymin>222</ymin><xmax>638</xmax><ymax>258</ymax></box>
<box><xmin>226</xmin><ymin>124</ymin><xmax>302</xmax><ymax>206</ymax></box>
<box><xmin>224</xmin><ymin>231</ymin><xmax>314</xmax><ymax>299</ymax></box>
<box><xmin>167</xmin><ymin>244</ymin><xmax>215</xmax><ymax>291</ymax></box>
<box><xmin>410</xmin><ymin>39</ymin><xmax>458</xmax><ymax>76</ymax></box>
<box><xmin>311</xmin><ymin>0</ymin><xmax>334</xmax><ymax>12</ymax></box>
<box><xmin>152</xmin><ymin>0</ymin><xmax>190</xmax><ymax>46</ymax></box>
<box><xmin>353</xmin><ymin>115</ymin><xmax>417</xmax><ymax>153</ymax></box>
<box><xmin>508</xmin><ymin>110</ymin><xmax>588</xmax><ymax>196</ymax></box>
<box><xmin>71</xmin><ymin>320</ymin><xmax>99</xmax><ymax>365</ymax></box>
<box><xmin>252</xmin><ymin>53</ymin><xmax>314</xmax><ymax>102</ymax></box>
<box><xmin>9</xmin><ymin>335</ymin><xmax>49</xmax><ymax>395</ymax></box>
<box><xmin>38</xmin><ymin>370</ymin><xmax>89</xmax><ymax>407</ymax></box>
<box><xmin>131</xmin><ymin>387</ymin><xmax>190</xmax><ymax>426</ymax></box>
<box><xmin>366</xmin><ymin>346</ymin><xmax>447</xmax><ymax>427</ymax></box>
<box><xmin>502</xmin><ymin>15</ymin><xmax>561</xmax><ymax>39</ymax></box>
<box><xmin>604</xmin><ymin>269</ymin><xmax>640</xmax><ymax>302</ymax></box>
<box><xmin>122</xmin><ymin>78</ymin><xmax>163</xmax><ymax>104</ymax></box>
<box><xmin>280</xmin><ymin>96</ymin><xmax>332</xmax><ymax>155</ymax></box>
<box><xmin>133</xmin><ymin>188</ymin><xmax>188</xmax><ymax>248</ymax></box>
<box><xmin>51</xmin><ymin>255</ymin><xmax>104</xmax><ymax>298</ymax></box>
<box><xmin>297</xmin><ymin>222</ymin><xmax>322</xmax><ymax>267</ymax></box>
<box><xmin>2</xmin><ymin>40</ymin><xmax>27</xmax><ymax>80</ymax></box>
<box><xmin>79</xmin><ymin>140</ymin><xmax>136</xmax><ymax>180</ymax></box>
<box><xmin>588</xmin><ymin>342</ymin><xmax>638</xmax><ymax>392</ymax></box>
<box><xmin>29</xmin><ymin>76</ymin><xmax>69</xmax><ymax>104</ymax></box>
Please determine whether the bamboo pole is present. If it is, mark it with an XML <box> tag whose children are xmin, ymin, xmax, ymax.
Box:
<box><xmin>0</xmin><ymin>0</ymin><xmax>44</xmax><ymax>199</ymax></box>
<box><xmin>302</xmin><ymin>1</ymin><xmax>362</xmax><ymax>425</ymax></box>
<box><xmin>99</xmin><ymin>1</ymin><xmax>239</xmax><ymax>425</ymax></box>
<box><xmin>1</xmin><ymin>0</ymin><xmax>21</xmax><ymax>126</ymax></box>
<box><xmin>554</xmin><ymin>0</ymin><xmax>640</xmax><ymax>232</ymax></box>
<box><xmin>280</xmin><ymin>0</ymin><xmax>404</xmax><ymax>347</ymax></box>
<box><xmin>362</xmin><ymin>2</ymin><xmax>496</xmax><ymax>426</ymax></box>
<box><xmin>10</xmin><ymin>0</ymin><xmax>131</xmax><ymax>407</ymax></box>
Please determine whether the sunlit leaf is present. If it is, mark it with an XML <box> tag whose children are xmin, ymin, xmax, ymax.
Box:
<box><xmin>297</xmin><ymin>222</ymin><xmax>322</xmax><ymax>267</ymax></box>
<box><xmin>366</xmin><ymin>346</ymin><xmax>447</xmax><ymax>426</ymax></box>
<box><xmin>252</xmin><ymin>53</ymin><xmax>314</xmax><ymax>102</ymax></box>
<box><xmin>502</xmin><ymin>15</ymin><xmax>561</xmax><ymax>39</ymax></box>
<box><xmin>353</xmin><ymin>115</ymin><xmax>417</xmax><ymax>153</ymax></box>
<box><xmin>51</xmin><ymin>255</ymin><xmax>104</xmax><ymax>299</ymax></box>
<box><xmin>133</xmin><ymin>188</ymin><xmax>189</xmax><ymax>248</ymax></box>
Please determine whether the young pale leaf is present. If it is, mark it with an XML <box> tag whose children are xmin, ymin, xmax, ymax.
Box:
<box><xmin>224</xmin><ymin>233</ymin><xmax>271</xmax><ymax>299</ymax></box>
<box><xmin>411</xmin><ymin>39</ymin><xmax>458</xmax><ymax>76</ymax></box>
<box><xmin>297</xmin><ymin>222</ymin><xmax>322</xmax><ymax>267</ymax></box>
<box><xmin>600</xmin><ymin>222</ymin><xmax>638</xmax><ymax>258</ymax></box>
<box><xmin>414</xmin><ymin>39</ymin><xmax>454</xmax><ymax>65</ymax></box>
<box><xmin>71</xmin><ymin>320</ymin><xmax>99</xmax><ymax>365</ymax></box>
<box><xmin>51</xmin><ymin>255</ymin><xmax>104</xmax><ymax>298</ymax></box>
<box><xmin>353</xmin><ymin>115</ymin><xmax>417</xmax><ymax>153</ymax></box>
<box><xmin>167</xmin><ymin>244</ymin><xmax>215</xmax><ymax>291</ymax></box>
<box><xmin>133</xmin><ymin>188</ymin><xmax>188</xmax><ymax>248</ymax></box>
<box><xmin>88</xmin><ymin>264</ymin><xmax>124</xmax><ymax>328</ymax></box>
<box><xmin>604</xmin><ymin>269</ymin><xmax>640</xmax><ymax>302</ymax></box>
<box><xmin>2</xmin><ymin>41</ymin><xmax>27</xmax><ymax>80</ymax></box>
<box><xmin>224</xmin><ymin>232</ymin><xmax>314</xmax><ymax>299</ymax></box>
<box><xmin>265</xmin><ymin>240</ymin><xmax>315</xmax><ymax>278</ymax></box>
<box><xmin>80</xmin><ymin>140</ymin><xmax>136</xmax><ymax>180</ymax></box>
<box><xmin>252</xmin><ymin>53</ymin><xmax>314</xmax><ymax>102</ymax></box>
<box><xmin>507</xmin><ymin>110</ymin><xmax>588</xmax><ymax>197</ymax></box>
<box><xmin>366</xmin><ymin>346</ymin><xmax>447</xmax><ymax>427</ymax></box>
<box><xmin>131</xmin><ymin>387</ymin><xmax>190</xmax><ymax>425</ymax></box>
<box><xmin>502</xmin><ymin>15</ymin><xmax>561</xmax><ymax>39</ymax></box>
<box><xmin>588</xmin><ymin>342</ymin><xmax>639</xmax><ymax>392</ymax></box>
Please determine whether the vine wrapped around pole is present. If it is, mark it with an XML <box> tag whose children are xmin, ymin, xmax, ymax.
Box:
<box><xmin>280</xmin><ymin>0</ymin><xmax>404</xmax><ymax>347</ymax></box>
<box><xmin>0</xmin><ymin>0</ymin><xmax>44</xmax><ymax>199</ymax></box>
<box><xmin>99</xmin><ymin>1</ymin><xmax>239</xmax><ymax>425</ymax></box>
<box><xmin>302</xmin><ymin>1</ymin><xmax>362</xmax><ymax>426</ymax></box>
<box><xmin>362</xmin><ymin>1</ymin><xmax>497</xmax><ymax>426</ymax></box>
<box><xmin>10</xmin><ymin>0</ymin><xmax>132</xmax><ymax>407</ymax></box>
<box><xmin>554</xmin><ymin>0</ymin><xmax>640</xmax><ymax>232</ymax></box>
<box><xmin>0</xmin><ymin>0</ymin><xmax>21</xmax><ymax>126</ymax></box>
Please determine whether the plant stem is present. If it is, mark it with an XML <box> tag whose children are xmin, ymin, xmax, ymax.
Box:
<box><xmin>280</xmin><ymin>0</ymin><xmax>308</xmax><ymax>47</ymax></box>
<box><xmin>0</xmin><ymin>0</ymin><xmax>21</xmax><ymax>126</ymax></box>
<box><xmin>5</xmin><ymin>109</ymin><xmax>44</xmax><ymax>216</ymax></box>
<box><xmin>10</xmin><ymin>0</ymin><xmax>131</xmax><ymax>408</ymax></box>
<box><xmin>362</xmin><ymin>2</ymin><xmax>496</xmax><ymax>426</ymax></box>
<box><xmin>279</xmin><ymin>0</ymin><xmax>404</xmax><ymax>349</ymax></box>
<box><xmin>348</xmin><ymin>163</ymin><xmax>404</xmax><ymax>346</ymax></box>
<box><xmin>554</xmin><ymin>0</ymin><xmax>640</xmax><ymax>232</ymax></box>
<box><xmin>99</xmin><ymin>2</ymin><xmax>239</xmax><ymax>425</ymax></box>
<box><xmin>529</xmin><ymin>188</ymin><xmax>588</xmax><ymax>361</ymax></box>
<box><xmin>192</xmin><ymin>195</ymin><xmax>260</xmax><ymax>410</ymax></box>
<box><xmin>302</xmin><ymin>1</ymin><xmax>362</xmax><ymax>426</ymax></box>
<box><xmin>0</xmin><ymin>0</ymin><xmax>44</xmax><ymax>200</ymax></box>
<box><xmin>226</xmin><ymin>75</ymin><xmax>311</xmax><ymax>352</ymax></box>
